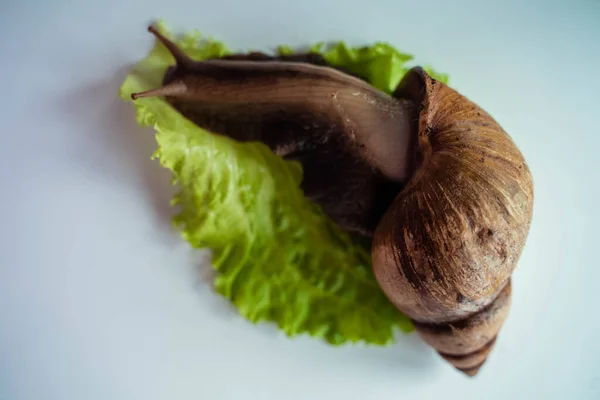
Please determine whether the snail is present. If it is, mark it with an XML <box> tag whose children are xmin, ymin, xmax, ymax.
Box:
<box><xmin>131</xmin><ymin>26</ymin><xmax>534</xmax><ymax>376</ymax></box>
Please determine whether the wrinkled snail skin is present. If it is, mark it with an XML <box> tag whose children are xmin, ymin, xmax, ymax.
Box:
<box><xmin>132</xmin><ymin>26</ymin><xmax>534</xmax><ymax>376</ymax></box>
<box><xmin>132</xmin><ymin>26</ymin><xmax>417</xmax><ymax>236</ymax></box>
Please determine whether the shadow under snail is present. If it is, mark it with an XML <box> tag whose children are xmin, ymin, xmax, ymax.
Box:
<box><xmin>132</xmin><ymin>26</ymin><xmax>534</xmax><ymax>376</ymax></box>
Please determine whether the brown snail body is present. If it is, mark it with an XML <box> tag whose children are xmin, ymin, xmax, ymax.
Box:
<box><xmin>132</xmin><ymin>27</ymin><xmax>534</xmax><ymax>376</ymax></box>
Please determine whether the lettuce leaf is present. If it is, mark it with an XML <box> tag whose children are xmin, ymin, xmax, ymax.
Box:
<box><xmin>119</xmin><ymin>22</ymin><xmax>446</xmax><ymax>345</ymax></box>
<box><xmin>307</xmin><ymin>42</ymin><xmax>449</xmax><ymax>92</ymax></box>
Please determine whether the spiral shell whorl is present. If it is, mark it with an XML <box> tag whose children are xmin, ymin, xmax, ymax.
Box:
<box><xmin>414</xmin><ymin>279</ymin><xmax>512</xmax><ymax>375</ymax></box>
<box><xmin>371</xmin><ymin>68</ymin><xmax>533</xmax><ymax>375</ymax></box>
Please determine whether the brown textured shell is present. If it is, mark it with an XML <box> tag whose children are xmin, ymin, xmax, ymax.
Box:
<box><xmin>372</xmin><ymin>67</ymin><xmax>534</xmax><ymax>375</ymax></box>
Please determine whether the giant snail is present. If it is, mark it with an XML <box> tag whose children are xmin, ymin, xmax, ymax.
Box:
<box><xmin>132</xmin><ymin>26</ymin><xmax>534</xmax><ymax>376</ymax></box>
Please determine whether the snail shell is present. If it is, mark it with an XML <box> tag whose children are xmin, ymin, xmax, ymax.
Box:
<box><xmin>372</xmin><ymin>68</ymin><xmax>534</xmax><ymax>375</ymax></box>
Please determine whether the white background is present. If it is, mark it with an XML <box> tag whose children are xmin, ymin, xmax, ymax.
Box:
<box><xmin>1</xmin><ymin>0</ymin><xmax>599</xmax><ymax>399</ymax></box>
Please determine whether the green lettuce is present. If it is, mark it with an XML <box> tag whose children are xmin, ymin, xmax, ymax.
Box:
<box><xmin>119</xmin><ymin>21</ymin><xmax>447</xmax><ymax>346</ymax></box>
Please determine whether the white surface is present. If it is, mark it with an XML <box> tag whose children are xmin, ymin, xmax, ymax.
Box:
<box><xmin>1</xmin><ymin>1</ymin><xmax>599</xmax><ymax>399</ymax></box>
